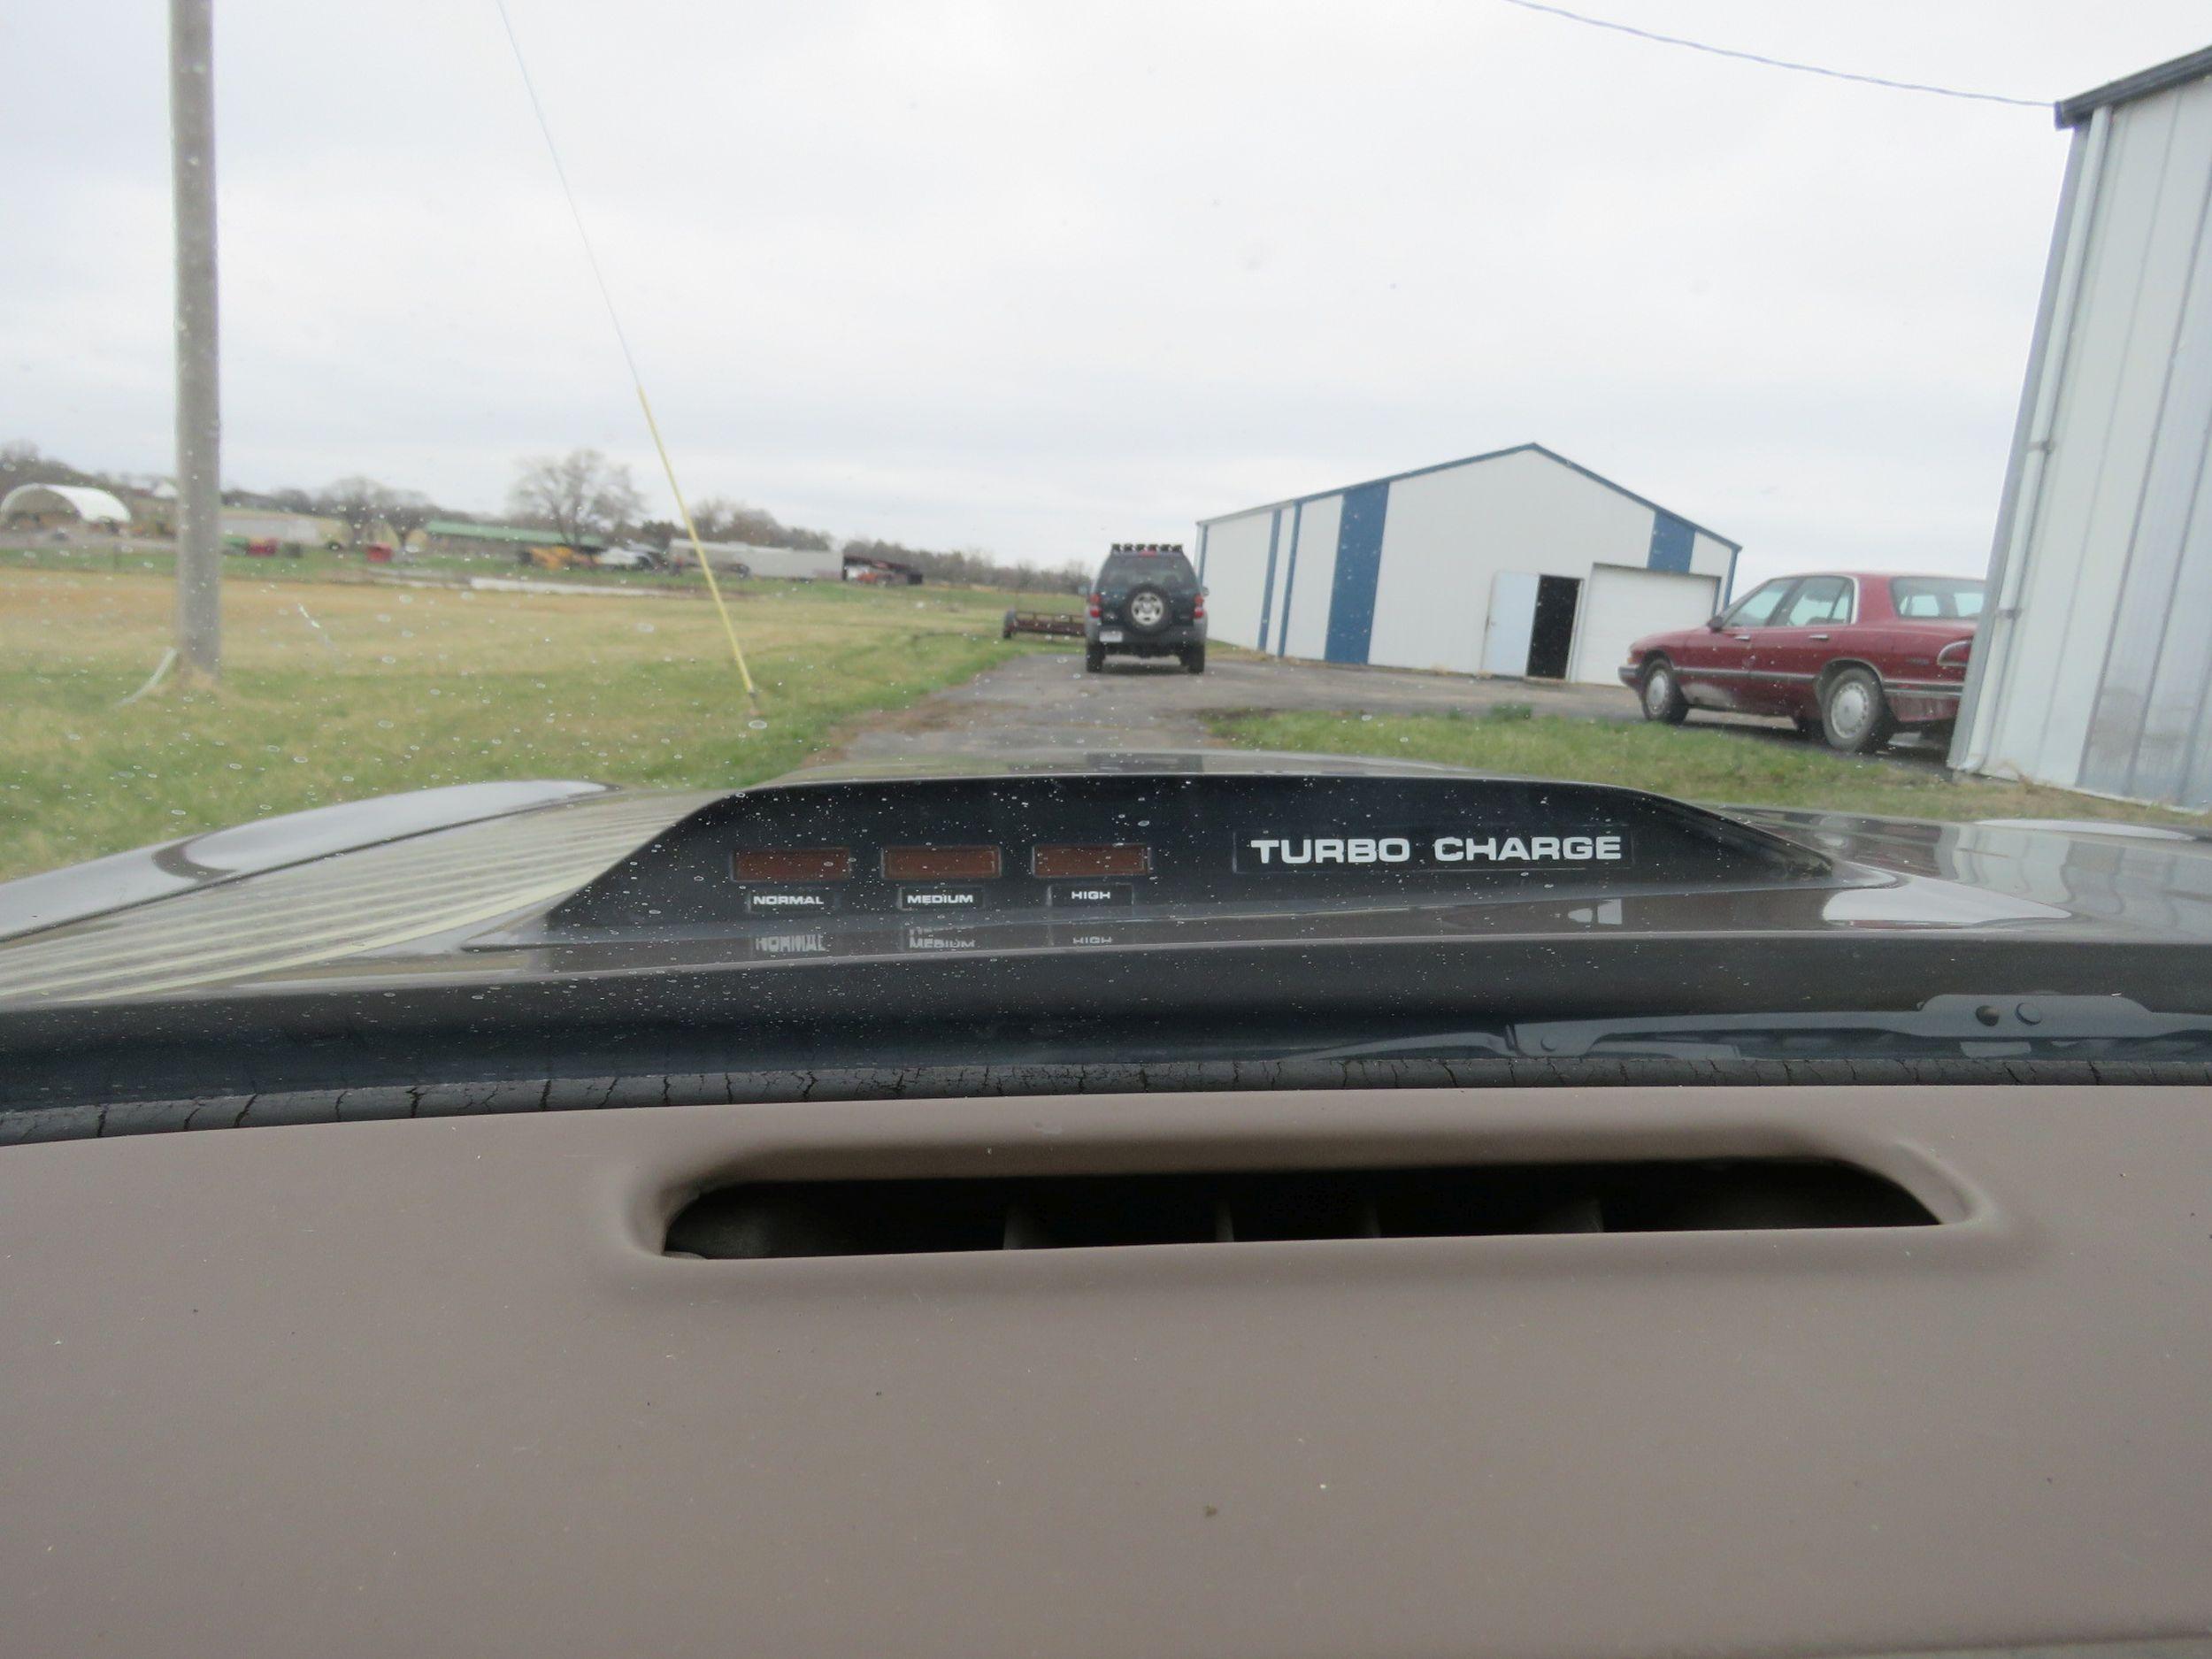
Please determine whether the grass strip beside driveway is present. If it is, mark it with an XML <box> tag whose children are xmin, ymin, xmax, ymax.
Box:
<box><xmin>1209</xmin><ymin>708</ymin><xmax>2205</xmax><ymax>828</ymax></box>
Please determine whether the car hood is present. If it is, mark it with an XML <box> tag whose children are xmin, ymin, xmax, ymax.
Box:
<box><xmin>0</xmin><ymin>751</ymin><xmax>2208</xmax><ymax>1010</ymax></box>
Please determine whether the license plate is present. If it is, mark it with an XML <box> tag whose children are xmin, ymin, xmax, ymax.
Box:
<box><xmin>1098</xmin><ymin>630</ymin><xmax>1124</xmax><ymax>643</ymax></box>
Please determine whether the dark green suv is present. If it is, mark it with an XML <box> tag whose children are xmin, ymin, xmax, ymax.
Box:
<box><xmin>1086</xmin><ymin>542</ymin><xmax>1208</xmax><ymax>673</ymax></box>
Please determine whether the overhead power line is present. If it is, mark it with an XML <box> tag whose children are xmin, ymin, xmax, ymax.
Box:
<box><xmin>1489</xmin><ymin>0</ymin><xmax>2051</xmax><ymax>109</ymax></box>
<box><xmin>489</xmin><ymin>0</ymin><xmax>762</xmax><ymax>708</ymax></box>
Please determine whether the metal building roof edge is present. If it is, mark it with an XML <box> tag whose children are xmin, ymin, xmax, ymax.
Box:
<box><xmin>1195</xmin><ymin>441</ymin><xmax>1742</xmax><ymax>550</ymax></box>
<box><xmin>2055</xmin><ymin>42</ymin><xmax>2212</xmax><ymax>128</ymax></box>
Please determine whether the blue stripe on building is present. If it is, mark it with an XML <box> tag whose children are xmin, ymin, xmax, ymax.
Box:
<box><xmin>1254</xmin><ymin>510</ymin><xmax>1282</xmax><ymax>651</ymax></box>
<box><xmin>1324</xmin><ymin>482</ymin><xmax>1389</xmax><ymax>664</ymax></box>
<box><xmin>1647</xmin><ymin>511</ymin><xmax>1694</xmax><ymax>574</ymax></box>
<box><xmin>1275</xmin><ymin>500</ymin><xmax>1303</xmax><ymax>656</ymax></box>
<box><xmin>1195</xmin><ymin>523</ymin><xmax>1210</xmax><ymax>584</ymax></box>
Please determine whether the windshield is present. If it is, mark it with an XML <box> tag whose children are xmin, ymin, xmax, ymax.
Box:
<box><xmin>6</xmin><ymin>2</ymin><xmax>2209</xmax><ymax>991</ymax></box>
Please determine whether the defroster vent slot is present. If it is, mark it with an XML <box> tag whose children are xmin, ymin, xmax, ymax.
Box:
<box><xmin>665</xmin><ymin>1158</ymin><xmax>1935</xmax><ymax>1259</ymax></box>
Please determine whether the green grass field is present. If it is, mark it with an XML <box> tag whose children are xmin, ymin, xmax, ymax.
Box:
<box><xmin>5</xmin><ymin>541</ymin><xmax>686</xmax><ymax>590</ymax></box>
<box><xmin>2</xmin><ymin>541</ymin><xmax>1088</xmax><ymax>605</ymax></box>
<box><xmin>1210</xmin><ymin>708</ymin><xmax>2206</xmax><ymax>827</ymax></box>
<box><xmin>0</xmin><ymin>561</ymin><xmax>1069</xmax><ymax>882</ymax></box>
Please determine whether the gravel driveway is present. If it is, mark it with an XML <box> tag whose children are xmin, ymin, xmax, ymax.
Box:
<box><xmin>835</xmin><ymin>650</ymin><xmax>1636</xmax><ymax>759</ymax></box>
<box><xmin>833</xmin><ymin>647</ymin><xmax>1954</xmax><ymax>771</ymax></box>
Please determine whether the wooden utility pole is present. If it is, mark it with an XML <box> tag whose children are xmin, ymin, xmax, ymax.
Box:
<box><xmin>170</xmin><ymin>0</ymin><xmax>221</xmax><ymax>680</ymax></box>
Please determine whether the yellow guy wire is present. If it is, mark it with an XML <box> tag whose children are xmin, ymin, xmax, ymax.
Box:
<box><xmin>636</xmin><ymin>384</ymin><xmax>757</xmax><ymax>702</ymax></box>
<box><xmin>492</xmin><ymin>0</ymin><xmax>759</xmax><ymax>707</ymax></box>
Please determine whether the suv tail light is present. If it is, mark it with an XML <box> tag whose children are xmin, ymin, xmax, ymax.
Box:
<box><xmin>1087</xmin><ymin>594</ymin><xmax>1102</xmax><ymax>618</ymax></box>
<box><xmin>1193</xmin><ymin>592</ymin><xmax>1206</xmax><ymax>619</ymax></box>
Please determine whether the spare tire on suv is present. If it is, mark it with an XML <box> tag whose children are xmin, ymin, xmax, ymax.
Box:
<box><xmin>1124</xmin><ymin>583</ymin><xmax>1172</xmax><ymax>634</ymax></box>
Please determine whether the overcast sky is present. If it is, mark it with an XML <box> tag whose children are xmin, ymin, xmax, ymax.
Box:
<box><xmin>4</xmin><ymin>1</ymin><xmax>2206</xmax><ymax>584</ymax></box>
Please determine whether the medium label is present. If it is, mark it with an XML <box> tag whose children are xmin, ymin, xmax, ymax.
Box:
<box><xmin>896</xmin><ymin>886</ymin><xmax>991</xmax><ymax>911</ymax></box>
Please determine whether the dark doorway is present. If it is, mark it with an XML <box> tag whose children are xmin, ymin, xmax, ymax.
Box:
<box><xmin>1527</xmin><ymin>575</ymin><xmax>1581</xmax><ymax>679</ymax></box>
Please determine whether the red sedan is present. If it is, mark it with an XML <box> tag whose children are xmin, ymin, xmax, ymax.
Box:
<box><xmin>1618</xmin><ymin>572</ymin><xmax>1982</xmax><ymax>753</ymax></box>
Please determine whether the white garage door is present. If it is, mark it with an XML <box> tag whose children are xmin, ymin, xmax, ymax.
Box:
<box><xmin>1570</xmin><ymin>565</ymin><xmax>1721</xmax><ymax>687</ymax></box>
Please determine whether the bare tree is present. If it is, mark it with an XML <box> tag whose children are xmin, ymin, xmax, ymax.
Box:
<box><xmin>841</xmin><ymin>536</ymin><xmax>1081</xmax><ymax>592</ymax></box>
<box><xmin>0</xmin><ymin>440</ymin><xmax>100</xmax><ymax>494</ymax></box>
<box><xmin>316</xmin><ymin>475</ymin><xmax>434</xmax><ymax>544</ymax></box>
<box><xmin>508</xmin><ymin>449</ymin><xmax>643</xmax><ymax>546</ymax></box>
<box><xmin>379</xmin><ymin>488</ymin><xmax>434</xmax><ymax>545</ymax></box>
<box><xmin>315</xmin><ymin>476</ymin><xmax>385</xmax><ymax>525</ymax></box>
<box><xmin>683</xmin><ymin>496</ymin><xmax>832</xmax><ymax>550</ymax></box>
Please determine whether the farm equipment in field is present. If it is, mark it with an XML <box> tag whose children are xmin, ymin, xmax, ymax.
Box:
<box><xmin>1002</xmin><ymin>606</ymin><xmax>1087</xmax><ymax>640</ymax></box>
<box><xmin>521</xmin><ymin>544</ymin><xmax>592</xmax><ymax>571</ymax></box>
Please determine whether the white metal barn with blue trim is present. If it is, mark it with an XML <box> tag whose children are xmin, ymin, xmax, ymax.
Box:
<box><xmin>1195</xmin><ymin>443</ymin><xmax>1740</xmax><ymax>687</ymax></box>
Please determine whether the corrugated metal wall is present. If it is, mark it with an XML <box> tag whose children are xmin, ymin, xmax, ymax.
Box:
<box><xmin>1954</xmin><ymin>72</ymin><xmax>2212</xmax><ymax>807</ymax></box>
<box><xmin>1195</xmin><ymin>446</ymin><xmax>1735</xmax><ymax>685</ymax></box>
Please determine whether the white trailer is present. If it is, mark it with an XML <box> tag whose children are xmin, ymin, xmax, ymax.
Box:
<box><xmin>683</xmin><ymin>540</ymin><xmax>843</xmax><ymax>580</ymax></box>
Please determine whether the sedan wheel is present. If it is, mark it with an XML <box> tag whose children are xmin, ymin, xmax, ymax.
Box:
<box><xmin>1821</xmin><ymin>667</ymin><xmax>1895</xmax><ymax>754</ymax></box>
<box><xmin>1640</xmin><ymin>662</ymin><xmax>1688</xmax><ymax>725</ymax></box>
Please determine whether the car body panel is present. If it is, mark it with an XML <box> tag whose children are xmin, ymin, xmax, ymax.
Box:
<box><xmin>1650</xmin><ymin>573</ymin><xmax>1787</xmax><ymax>714</ymax></box>
<box><xmin>1754</xmin><ymin>574</ymin><xmax>1857</xmax><ymax>716</ymax></box>
<box><xmin>0</xmin><ymin>779</ymin><xmax>611</xmax><ymax>943</ymax></box>
<box><xmin>1620</xmin><ymin>572</ymin><xmax>1978</xmax><ymax>731</ymax></box>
